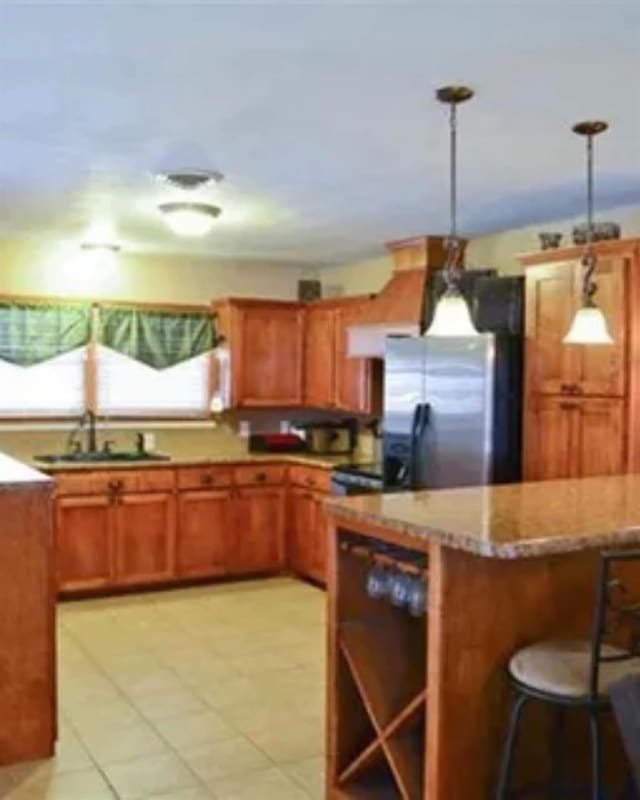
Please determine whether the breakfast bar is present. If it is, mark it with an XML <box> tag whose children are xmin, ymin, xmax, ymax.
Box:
<box><xmin>324</xmin><ymin>475</ymin><xmax>640</xmax><ymax>800</ymax></box>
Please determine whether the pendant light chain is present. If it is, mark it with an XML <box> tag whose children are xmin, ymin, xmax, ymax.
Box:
<box><xmin>444</xmin><ymin>100</ymin><xmax>460</xmax><ymax>290</ymax></box>
<box><xmin>582</xmin><ymin>131</ymin><xmax>597</xmax><ymax>307</ymax></box>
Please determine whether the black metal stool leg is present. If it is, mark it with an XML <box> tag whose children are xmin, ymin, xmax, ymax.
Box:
<box><xmin>549</xmin><ymin>706</ymin><xmax>566</xmax><ymax>799</ymax></box>
<box><xmin>496</xmin><ymin>692</ymin><xmax>528</xmax><ymax>800</ymax></box>
<box><xmin>589</xmin><ymin>711</ymin><xmax>603</xmax><ymax>800</ymax></box>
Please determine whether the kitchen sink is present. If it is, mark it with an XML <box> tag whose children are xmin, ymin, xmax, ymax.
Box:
<box><xmin>34</xmin><ymin>451</ymin><xmax>171</xmax><ymax>464</ymax></box>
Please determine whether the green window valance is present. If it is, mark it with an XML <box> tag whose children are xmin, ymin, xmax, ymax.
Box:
<box><xmin>0</xmin><ymin>301</ymin><xmax>92</xmax><ymax>366</ymax></box>
<box><xmin>98</xmin><ymin>306</ymin><xmax>216</xmax><ymax>369</ymax></box>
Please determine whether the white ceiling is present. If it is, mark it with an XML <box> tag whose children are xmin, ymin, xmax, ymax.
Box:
<box><xmin>0</xmin><ymin>0</ymin><xmax>639</xmax><ymax>266</ymax></box>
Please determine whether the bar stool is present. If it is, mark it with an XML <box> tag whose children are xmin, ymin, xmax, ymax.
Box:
<box><xmin>496</xmin><ymin>550</ymin><xmax>640</xmax><ymax>800</ymax></box>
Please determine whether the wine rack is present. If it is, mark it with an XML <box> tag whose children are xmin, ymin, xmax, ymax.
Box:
<box><xmin>332</xmin><ymin>533</ymin><xmax>428</xmax><ymax>799</ymax></box>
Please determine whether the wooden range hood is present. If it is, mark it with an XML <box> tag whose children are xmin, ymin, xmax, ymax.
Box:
<box><xmin>348</xmin><ymin>234</ymin><xmax>467</xmax><ymax>357</ymax></box>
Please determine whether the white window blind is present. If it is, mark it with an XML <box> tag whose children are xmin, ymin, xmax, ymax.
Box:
<box><xmin>0</xmin><ymin>347</ymin><xmax>86</xmax><ymax>416</ymax></box>
<box><xmin>96</xmin><ymin>345</ymin><xmax>210</xmax><ymax>416</ymax></box>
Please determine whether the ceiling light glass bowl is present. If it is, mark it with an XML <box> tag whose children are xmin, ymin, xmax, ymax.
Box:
<box><xmin>426</xmin><ymin>289</ymin><xmax>479</xmax><ymax>337</ymax></box>
<box><xmin>563</xmin><ymin>305</ymin><xmax>613</xmax><ymax>345</ymax></box>
<box><xmin>158</xmin><ymin>201</ymin><xmax>222</xmax><ymax>237</ymax></box>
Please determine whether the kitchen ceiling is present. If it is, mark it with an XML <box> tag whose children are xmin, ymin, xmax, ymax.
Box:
<box><xmin>0</xmin><ymin>1</ymin><xmax>638</xmax><ymax>266</ymax></box>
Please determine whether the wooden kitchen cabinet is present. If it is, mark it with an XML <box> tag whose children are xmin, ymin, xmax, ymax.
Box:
<box><xmin>288</xmin><ymin>488</ymin><xmax>326</xmax><ymax>583</ymax></box>
<box><xmin>215</xmin><ymin>299</ymin><xmax>305</xmax><ymax>407</ymax></box>
<box><xmin>334</xmin><ymin>304</ymin><xmax>374</xmax><ymax>414</ymax></box>
<box><xmin>304</xmin><ymin>305</ymin><xmax>336</xmax><ymax>409</ymax></box>
<box><xmin>525</xmin><ymin>254</ymin><xmax>627</xmax><ymax>398</ymax></box>
<box><xmin>526</xmin><ymin>395</ymin><xmax>626</xmax><ymax>480</ymax></box>
<box><xmin>231</xmin><ymin>486</ymin><xmax>285</xmax><ymax>574</ymax></box>
<box><xmin>56</xmin><ymin>495</ymin><xmax>113</xmax><ymax>592</ymax></box>
<box><xmin>176</xmin><ymin>489</ymin><xmax>232</xmax><ymax>578</ymax></box>
<box><xmin>113</xmin><ymin>491</ymin><xmax>176</xmax><ymax>586</ymax></box>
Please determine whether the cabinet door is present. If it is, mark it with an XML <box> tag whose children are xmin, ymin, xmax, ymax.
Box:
<box><xmin>525</xmin><ymin>262</ymin><xmax>578</xmax><ymax>394</ymax></box>
<box><xmin>55</xmin><ymin>495</ymin><xmax>113</xmax><ymax>592</ymax></box>
<box><xmin>288</xmin><ymin>488</ymin><xmax>317</xmax><ymax>577</ymax></box>
<box><xmin>232</xmin><ymin>487</ymin><xmax>284</xmax><ymax>574</ymax></box>
<box><xmin>235</xmin><ymin>306</ymin><xmax>304</xmax><ymax>406</ymax></box>
<box><xmin>311</xmin><ymin>491</ymin><xmax>328</xmax><ymax>583</ymax></box>
<box><xmin>176</xmin><ymin>490</ymin><xmax>232</xmax><ymax>578</ymax></box>
<box><xmin>334</xmin><ymin>306</ymin><xmax>372</xmax><ymax>414</ymax></box>
<box><xmin>304</xmin><ymin>307</ymin><xmax>336</xmax><ymax>409</ymax></box>
<box><xmin>575</xmin><ymin>398</ymin><xmax>626</xmax><ymax>477</ymax></box>
<box><xmin>113</xmin><ymin>492</ymin><xmax>176</xmax><ymax>585</ymax></box>
<box><xmin>525</xmin><ymin>396</ymin><xmax>574</xmax><ymax>481</ymax></box>
<box><xmin>573</xmin><ymin>255</ymin><xmax>627</xmax><ymax>397</ymax></box>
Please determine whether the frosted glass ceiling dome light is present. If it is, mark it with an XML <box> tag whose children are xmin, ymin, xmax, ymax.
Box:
<box><xmin>425</xmin><ymin>85</ymin><xmax>479</xmax><ymax>338</ymax></box>
<box><xmin>158</xmin><ymin>201</ymin><xmax>222</xmax><ymax>237</ymax></box>
<box><xmin>563</xmin><ymin>120</ymin><xmax>614</xmax><ymax>346</ymax></box>
<box><xmin>156</xmin><ymin>169</ymin><xmax>224</xmax><ymax>238</ymax></box>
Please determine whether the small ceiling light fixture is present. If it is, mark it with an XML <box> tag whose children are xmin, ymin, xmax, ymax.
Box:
<box><xmin>563</xmin><ymin>121</ymin><xmax>613</xmax><ymax>346</ymax></box>
<box><xmin>157</xmin><ymin>170</ymin><xmax>223</xmax><ymax>238</ymax></box>
<box><xmin>425</xmin><ymin>85</ymin><xmax>479</xmax><ymax>338</ymax></box>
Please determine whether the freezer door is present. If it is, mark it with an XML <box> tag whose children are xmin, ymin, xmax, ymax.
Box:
<box><xmin>415</xmin><ymin>335</ymin><xmax>495</xmax><ymax>489</ymax></box>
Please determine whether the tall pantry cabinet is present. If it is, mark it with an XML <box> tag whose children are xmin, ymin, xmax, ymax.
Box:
<box><xmin>521</xmin><ymin>238</ymin><xmax>640</xmax><ymax>481</ymax></box>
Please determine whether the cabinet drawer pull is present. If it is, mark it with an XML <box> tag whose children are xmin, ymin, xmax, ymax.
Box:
<box><xmin>108</xmin><ymin>479</ymin><xmax>123</xmax><ymax>493</ymax></box>
<box><xmin>255</xmin><ymin>472</ymin><xmax>267</xmax><ymax>483</ymax></box>
<box><xmin>305</xmin><ymin>477</ymin><xmax>316</xmax><ymax>487</ymax></box>
<box><xmin>559</xmin><ymin>401</ymin><xmax>578</xmax><ymax>410</ymax></box>
<box><xmin>200</xmin><ymin>473</ymin><xmax>214</xmax><ymax>486</ymax></box>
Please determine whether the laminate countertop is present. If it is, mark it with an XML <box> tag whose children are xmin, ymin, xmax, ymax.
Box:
<box><xmin>325</xmin><ymin>474</ymin><xmax>640</xmax><ymax>558</ymax></box>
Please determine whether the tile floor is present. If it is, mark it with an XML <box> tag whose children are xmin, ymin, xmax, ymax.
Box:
<box><xmin>0</xmin><ymin>578</ymin><xmax>326</xmax><ymax>799</ymax></box>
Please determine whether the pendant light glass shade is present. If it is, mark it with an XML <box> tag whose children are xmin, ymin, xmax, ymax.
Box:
<box><xmin>563</xmin><ymin>305</ymin><xmax>613</xmax><ymax>345</ymax></box>
<box><xmin>425</xmin><ymin>289</ymin><xmax>478</xmax><ymax>337</ymax></box>
<box><xmin>158</xmin><ymin>202</ymin><xmax>221</xmax><ymax>237</ymax></box>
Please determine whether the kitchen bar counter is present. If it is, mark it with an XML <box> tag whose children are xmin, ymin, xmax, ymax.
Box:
<box><xmin>0</xmin><ymin>454</ymin><xmax>55</xmax><ymax>765</ymax></box>
<box><xmin>324</xmin><ymin>475</ymin><xmax>637</xmax><ymax>799</ymax></box>
<box><xmin>325</xmin><ymin>473</ymin><xmax>640</xmax><ymax>558</ymax></box>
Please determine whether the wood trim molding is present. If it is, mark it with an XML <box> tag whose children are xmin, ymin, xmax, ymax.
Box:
<box><xmin>518</xmin><ymin>238</ymin><xmax>640</xmax><ymax>267</ymax></box>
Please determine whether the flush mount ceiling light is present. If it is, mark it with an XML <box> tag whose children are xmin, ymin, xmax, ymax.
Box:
<box><xmin>79</xmin><ymin>241</ymin><xmax>121</xmax><ymax>269</ymax></box>
<box><xmin>157</xmin><ymin>170</ymin><xmax>224</xmax><ymax>238</ymax></box>
<box><xmin>563</xmin><ymin>121</ymin><xmax>613</xmax><ymax>346</ymax></box>
<box><xmin>425</xmin><ymin>86</ymin><xmax>479</xmax><ymax>338</ymax></box>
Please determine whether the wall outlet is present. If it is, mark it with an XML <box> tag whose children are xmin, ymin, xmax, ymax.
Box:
<box><xmin>280</xmin><ymin>420</ymin><xmax>290</xmax><ymax>434</ymax></box>
<box><xmin>239</xmin><ymin>420</ymin><xmax>250</xmax><ymax>438</ymax></box>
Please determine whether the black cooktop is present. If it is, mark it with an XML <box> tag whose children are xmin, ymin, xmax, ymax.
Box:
<box><xmin>333</xmin><ymin>462</ymin><xmax>384</xmax><ymax>480</ymax></box>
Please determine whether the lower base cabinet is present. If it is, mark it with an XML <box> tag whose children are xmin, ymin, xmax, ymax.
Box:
<box><xmin>56</xmin><ymin>495</ymin><xmax>113</xmax><ymax>592</ymax></box>
<box><xmin>114</xmin><ymin>492</ymin><xmax>175</xmax><ymax>586</ymax></box>
<box><xmin>288</xmin><ymin>488</ymin><xmax>327</xmax><ymax>583</ymax></box>
<box><xmin>176</xmin><ymin>489</ymin><xmax>232</xmax><ymax>578</ymax></box>
<box><xmin>230</xmin><ymin>487</ymin><xmax>285</xmax><ymax>574</ymax></box>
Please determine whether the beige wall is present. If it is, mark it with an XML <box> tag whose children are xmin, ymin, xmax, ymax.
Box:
<box><xmin>0</xmin><ymin>238</ymin><xmax>302</xmax><ymax>304</ymax></box>
<box><xmin>320</xmin><ymin>254</ymin><xmax>393</xmax><ymax>297</ymax></box>
<box><xmin>466</xmin><ymin>204</ymin><xmax>640</xmax><ymax>275</ymax></box>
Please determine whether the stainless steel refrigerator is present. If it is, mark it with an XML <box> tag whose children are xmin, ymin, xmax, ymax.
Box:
<box><xmin>383</xmin><ymin>333</ymin><xmax>523</xmax><ymax>491</ymax></box>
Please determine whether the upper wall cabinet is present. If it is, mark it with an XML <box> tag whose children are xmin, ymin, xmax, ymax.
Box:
<box><xmin>214</xmin><ymin>299</ymin><xmax>305</xmax><ymax>408</ymax></box>
<box><xmin>524</xmin><ymin>247</ymin><xmax>628</xmax><ymax>398</ymax></box>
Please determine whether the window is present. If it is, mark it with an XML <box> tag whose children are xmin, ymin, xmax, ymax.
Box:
<box><xmin>0</xmin><ymin>347</ymin><xmax>87</xmax><ymax>417</ymax></box>
<box><xmin>96</xmin><ymin>345</ymin><xmax>211</xmax><ymax>416</ymax></box>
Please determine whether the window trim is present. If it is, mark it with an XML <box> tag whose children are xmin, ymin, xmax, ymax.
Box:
<box><xmin>0</xmin><ymin>293</ymin><xmax>216</xmax><ymax>421</ymax></box>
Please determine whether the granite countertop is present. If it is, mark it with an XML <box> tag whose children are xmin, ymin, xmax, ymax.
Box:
<box><xmin>0</xmin><ymin>452</ymin><xmax>52</xmax><ymax>490</ymax></box>
<box><xmin>325</xmin><ymin>474</ymin><xmax>640</xmax><ymax>559</ymax></box>
<box><xmin>33</xmin><ymin>451</ymin><xmax>362</xmax><ymax>473</ymax></box>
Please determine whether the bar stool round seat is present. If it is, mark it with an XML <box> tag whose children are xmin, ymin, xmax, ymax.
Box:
<box><xmin>509</xmin><ymin>639</ymin><xmax>640</xmax><ymax>700</ymax></box>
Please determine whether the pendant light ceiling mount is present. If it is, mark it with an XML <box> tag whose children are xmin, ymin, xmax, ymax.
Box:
<box><xmin>425</xmin><ymin>84</ymin><xmax>479</xmax><ymax>338</ymax></box>
<box><xmin>563</xmin><ymin>118</ymin><xmax>613</xmax><ymax>346</ymax></box>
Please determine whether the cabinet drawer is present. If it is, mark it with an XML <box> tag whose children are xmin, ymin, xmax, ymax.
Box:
<box><xmin>234</xmin><ymin>464</ymin><xmax>285</xmax><ymax>486</ymax></box>
<box><xmin>54</xmin><ymin>468</ymin><xmax>175</xmax><ymax>496</ymax></box>
<box><xmin>288</xmin><ymin>465</ymin><xmax>332</xmax><ymax>493</ymax></box>
<box><xmin>176</xmin><ymin>466</ymin><xmax>233</xmax><ymax>490</ymax></box>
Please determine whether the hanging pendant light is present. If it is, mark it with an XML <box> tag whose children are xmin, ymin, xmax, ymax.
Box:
<box><xmin>563</xmin><ymin>121</ymin><xmax>613</xmax><ymax>346</ymax></box>
<box><xmin>425</xmin><ymin>85</ymin><xmax>479</xmax><ymax>338</ymax></box>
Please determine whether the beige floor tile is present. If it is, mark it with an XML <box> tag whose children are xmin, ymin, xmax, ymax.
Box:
<box><xmin>181</xmin><ymin>736</ymin><xmax>270</xmax><ymax>783</ymax></box>
<box><xmin>67</xmin><ymin>696</ymin><xmax>143</xmax><ymax>734</ymax></box>
<box><xmin>80</xmin><ymin>720</ymin><xmax>170</xmax><ymax>766</ymax></box>
<box><xmin>226</xmin><ymin>650</ymin><xmax>301</xmax><ymax>676</ymax></box>
<box><xmin>143</xmin><ymin>788</ymin><xmax>215</xmax><ymax>800</ymax></box>
<box><xmin>245</xmin><ymin>719</ymin><xmax>324</xmax><ymax>764</ymax></box>
<box><xmin>218</xmin><ymin>700</ymin><xmax>308</xmax><ymax>738</ymax></box>
<box><xmin>0</xmin><ymin>764</ymin><xmax>14</xmax><ymax>795</ymax></box>
<box><xmin>206</xmin><ymin>766</ymin><xmax>310</xmax><ymax>800</ymax></box>
<box><xmin>102</xmin><ymin>751</ymin><xmax>198</xmax><ymax>799</ymax></box>
<box><xmin>6</xmin><ymin>767</ymin><xmax>115</xmax><ymax>799</ymax></box>
<box><xmin>283</xmin><ymin>756</ymin><xmax>326</xmax><ymax>800</ymax></box>
<box><xmin>195</xmin><ymin>675</ymin><xmax>263</xmax><ymax>711</ymax></box>
<box><xmin>152</xmin><ymin>710</ymin><xmax>237</xmax><ymax>753</ymax></box>
<box><xmin>118</xmin><ymin>667</ymin><xmax>187</xmax><ymax>699</ymax></box>
<box><xmin>133</xmin><ymin>685</ymin><xmax>208</xmax><ymax>722</ymax></box>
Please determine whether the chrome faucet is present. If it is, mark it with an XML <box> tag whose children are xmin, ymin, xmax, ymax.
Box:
<box><xmin>66</xmin><ymin>410</ymin><xmax>98</xmax><ymax>454</ymax></box>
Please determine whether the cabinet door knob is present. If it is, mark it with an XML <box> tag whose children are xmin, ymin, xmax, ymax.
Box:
<box><xmin>200</xmin><ymin>473</ymin><xmax>214</xmax><ymax>486</ymax></box>
<box><xmin>305</xmin><ymin>477</ymin><xmax>316</xmax><ymax>487</ymax></box>
<box><xmin>108</xmin><ymin>479</ymin><xmax>123</xmax><ymax>493</ymax></box>
<box><xmin>255</xmin><ymin>472</ymin><xmax>267</xmax><ymax>483</ymax></box>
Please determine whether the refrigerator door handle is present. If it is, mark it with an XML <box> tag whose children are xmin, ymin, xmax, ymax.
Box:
<box><xmin>409</xmin><ymin>403</ymin><xmax>431</xmax><ymax>489</ymax></box>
